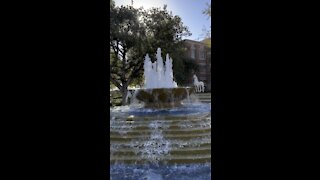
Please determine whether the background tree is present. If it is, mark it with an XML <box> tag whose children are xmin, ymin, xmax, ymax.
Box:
<box><xmin>139</xmin><ymin>5</ymin><xmax>194</xmax><ymax>85</ymax></box>
<box><xmin>110</xmin><ymin>5</ymin><xmax>146</xmax><ymax>105</ymax></box>
<box><xmin>110</xmin><ymin>4</ymin><xmax>194</xmax><ymax>104</ymax></box>
<box><xmin>202</xmin><ymin>2</ymin><xmax>211</xmax><ymax>18</ymax></box>
<box><xmin>201</xmin><ymin>2</ymin><xmax>211</xmax><ymax>42</ymax></box>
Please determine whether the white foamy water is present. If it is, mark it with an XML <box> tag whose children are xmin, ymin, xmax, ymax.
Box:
<box><xmin>144</xmin><ymin>48</ymin><xmax>178</xmax><ymax>89</ymax></box>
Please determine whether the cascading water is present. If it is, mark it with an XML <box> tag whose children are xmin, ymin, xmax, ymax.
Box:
<box><xmin>110</xmin><ymin>48</ymin><xmax>211</xmax><ymax>180</ymax></box>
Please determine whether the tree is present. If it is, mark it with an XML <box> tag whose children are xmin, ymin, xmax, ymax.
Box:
<box><xmin>110</xmin><ymin>4</ymin><xmax>192</xmax><ymax>105</ymax></box>
<box><xmin>110</xmin><ymin>5</ymin><xmax>146</xmax><ymax>105</ymax></box>
<box><xmin>202</xmin><ymin>2</ymin><xmax>211</xmax><ymax>18</ymax></box>
<box><xmin>110</xmin><ymin>0</ymin><xmax>115</xmax><ymax>7</ymax></box>
<box><xmin>201</xmin><ymin>2</ymin><xmax>211</xmax><ymax>40</ymax></box>
<box><xmin>140</xmin><ymin>5</ymin><xmax>192</xmax><ymax>85</ymax></box>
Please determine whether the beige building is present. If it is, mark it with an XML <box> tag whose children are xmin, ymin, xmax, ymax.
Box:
<box><xmin>183</xmin><ymin>39</ymin><xmax>211</xmax><ymax>91</ymax></box>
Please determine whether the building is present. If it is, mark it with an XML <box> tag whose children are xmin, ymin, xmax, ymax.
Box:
<box><xmin>183</xmin><ymin>38</ymin><xmax>211</xmax><ymax>91</ymax></box>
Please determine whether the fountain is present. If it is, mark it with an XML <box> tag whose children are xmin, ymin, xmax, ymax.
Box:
<box><xmin>135</xmin><ymin>48</ymin><xmax>194</xmax><ymax>108</ymax></box>
<box><xmin>110</xmin><ymin>48</ymin><xmax>211</xmax><ymax>179</ymax></box>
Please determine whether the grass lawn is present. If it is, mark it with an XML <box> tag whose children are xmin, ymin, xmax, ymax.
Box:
<box><xmin>110</xmin><ymin>90</ymin><xmax>123</xmax><ymax>106</ymax></box>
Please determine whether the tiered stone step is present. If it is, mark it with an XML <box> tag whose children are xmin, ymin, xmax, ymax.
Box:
<box><xmin>110</xmin><ymin>113</ymin><xmax>211</xmax><ymax>165</ymax></box>
<box><xmin>110</xmin><ymin>155</ymin><xmax>211</xmax><ymax>164</ymax></box>
<box><xmin>194</xmin><ymin>93</ymin><xmax>211</xmax><ymax>103</ymax></box>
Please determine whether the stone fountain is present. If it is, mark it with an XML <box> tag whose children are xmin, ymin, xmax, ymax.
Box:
<box><xmin>110</xmin><ymin>48</ymin><xmax>211</xmax><ymax>179</ymax></box>
<box><xmin>135</xmin><ymin>48</ymin><xmax>194</xmax><ymax>108</ymax></box>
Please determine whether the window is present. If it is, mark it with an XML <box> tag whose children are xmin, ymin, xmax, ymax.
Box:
<box><xmin>191</xmin><ymin>45</ymin><xmax>195</xmax><ymax>59</ymax></box>
<box><xmin>199</xmin><ymin>47</ymin><xmax>205</xmax><ymax>60</ymax></box>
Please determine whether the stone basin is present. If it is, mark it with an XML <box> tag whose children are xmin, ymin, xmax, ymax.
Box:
<box><xmin>135</xmin><ymin>87</ymin><xmax>194</xmax><ymax>108</ymax></box>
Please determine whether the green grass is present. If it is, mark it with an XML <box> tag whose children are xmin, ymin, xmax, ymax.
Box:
<box><xmin>110</xmin><ymin>90</ymin><xmax>123</xmax><ymax>106</ymax></box>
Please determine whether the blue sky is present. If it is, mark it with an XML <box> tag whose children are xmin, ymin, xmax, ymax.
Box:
<box><xmin>114</xmin><ymin>0</ymin><xmax>211</xmax><ymax>41</ymax></box>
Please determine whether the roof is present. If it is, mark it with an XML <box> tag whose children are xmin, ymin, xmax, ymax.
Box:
<box><xmin>184</xmin><ymin>38</ymin><xmax>211</xmax><ymax>48</ymax></box>
<box><xmin>183</xmin><ymin>39</ymin><xmax>206</xmax><ymax>45</ymax></box>
<box><xmin>201</xmin><ymin>38</ymin><xmax>211</xmax><ymax>43</ymax></box>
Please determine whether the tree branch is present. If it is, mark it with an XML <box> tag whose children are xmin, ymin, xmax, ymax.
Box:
<box><xmin>110</xmin><ymin>75</ymin><xmax>122</xmax><ymax>90</ymax></box>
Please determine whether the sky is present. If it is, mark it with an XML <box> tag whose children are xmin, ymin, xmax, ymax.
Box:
<box><xmin>114</xmin><ymin>0</ymin><xmax>211</xmax><ymax>41</ymax></box>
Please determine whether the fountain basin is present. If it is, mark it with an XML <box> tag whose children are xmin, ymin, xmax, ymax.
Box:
<box><xmin>135</xmin><ymin>87</ymin><xmax>194</xmax><ymax>108</ymax></box>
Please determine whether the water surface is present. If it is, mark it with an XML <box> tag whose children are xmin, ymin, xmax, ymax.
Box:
<box><xmin>110</xmin><ymin>103</ymin><xmax>211</xmax><ymax>179</ymax></box>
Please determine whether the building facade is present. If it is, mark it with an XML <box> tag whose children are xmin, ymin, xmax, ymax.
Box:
<box><xmin>183</xmin><ymin>39</ymin><xmax>211</xmax><ymax>91</ymax></box>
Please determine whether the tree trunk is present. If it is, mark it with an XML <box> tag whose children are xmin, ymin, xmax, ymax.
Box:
<box><xmin>121</xmin><ymin>85</ymin><xmax>128</xmax><ymax>105</ymax></box>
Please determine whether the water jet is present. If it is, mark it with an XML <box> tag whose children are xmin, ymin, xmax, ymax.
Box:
<box><xmin>135</xmin><ymin>48</ymin><xmax>194</xmax><ymax>108</ymax></box>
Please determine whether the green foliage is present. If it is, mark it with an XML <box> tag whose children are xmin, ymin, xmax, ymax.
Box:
<box><xmin>202</xmin><ymin>2</ymin><xmax>211</xmax><ymax>18</ymax></box>
<box><xmin>139</xmin><ymin>6</ymin><xmax>192</xmax><ymax>85</ymax></box>
<box><xmin>110</xmin><ymin>4</ymin><xmax>193</xmax><ymax>104</ymax></box>
<box><xmin>202</xmin><ymin>38</ymin><xmax>211</xmax><ymax>48</ymax></box>
<box><xmin>174</xmin><ymin>55</ymin><xmax>199</xmax><ymax>85</ymax></box>
<box><xmin>110</xmin><ymin>5</ymin><xmax>146</xmax><ymax>91</ymax></box>
<box><xmin>141</xmin><ymin>5</ymin><xmax>191</xmax><ymax>55</ymax></box>
<box><xmin>110</xmin><ymin>0</ymin><xmax>115</xmax><ymax>8</ymax></box>
<box><xmin>201</xmin><ymin>2</ymin><xmax>211</xmax><ymax>40</ymax></box>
